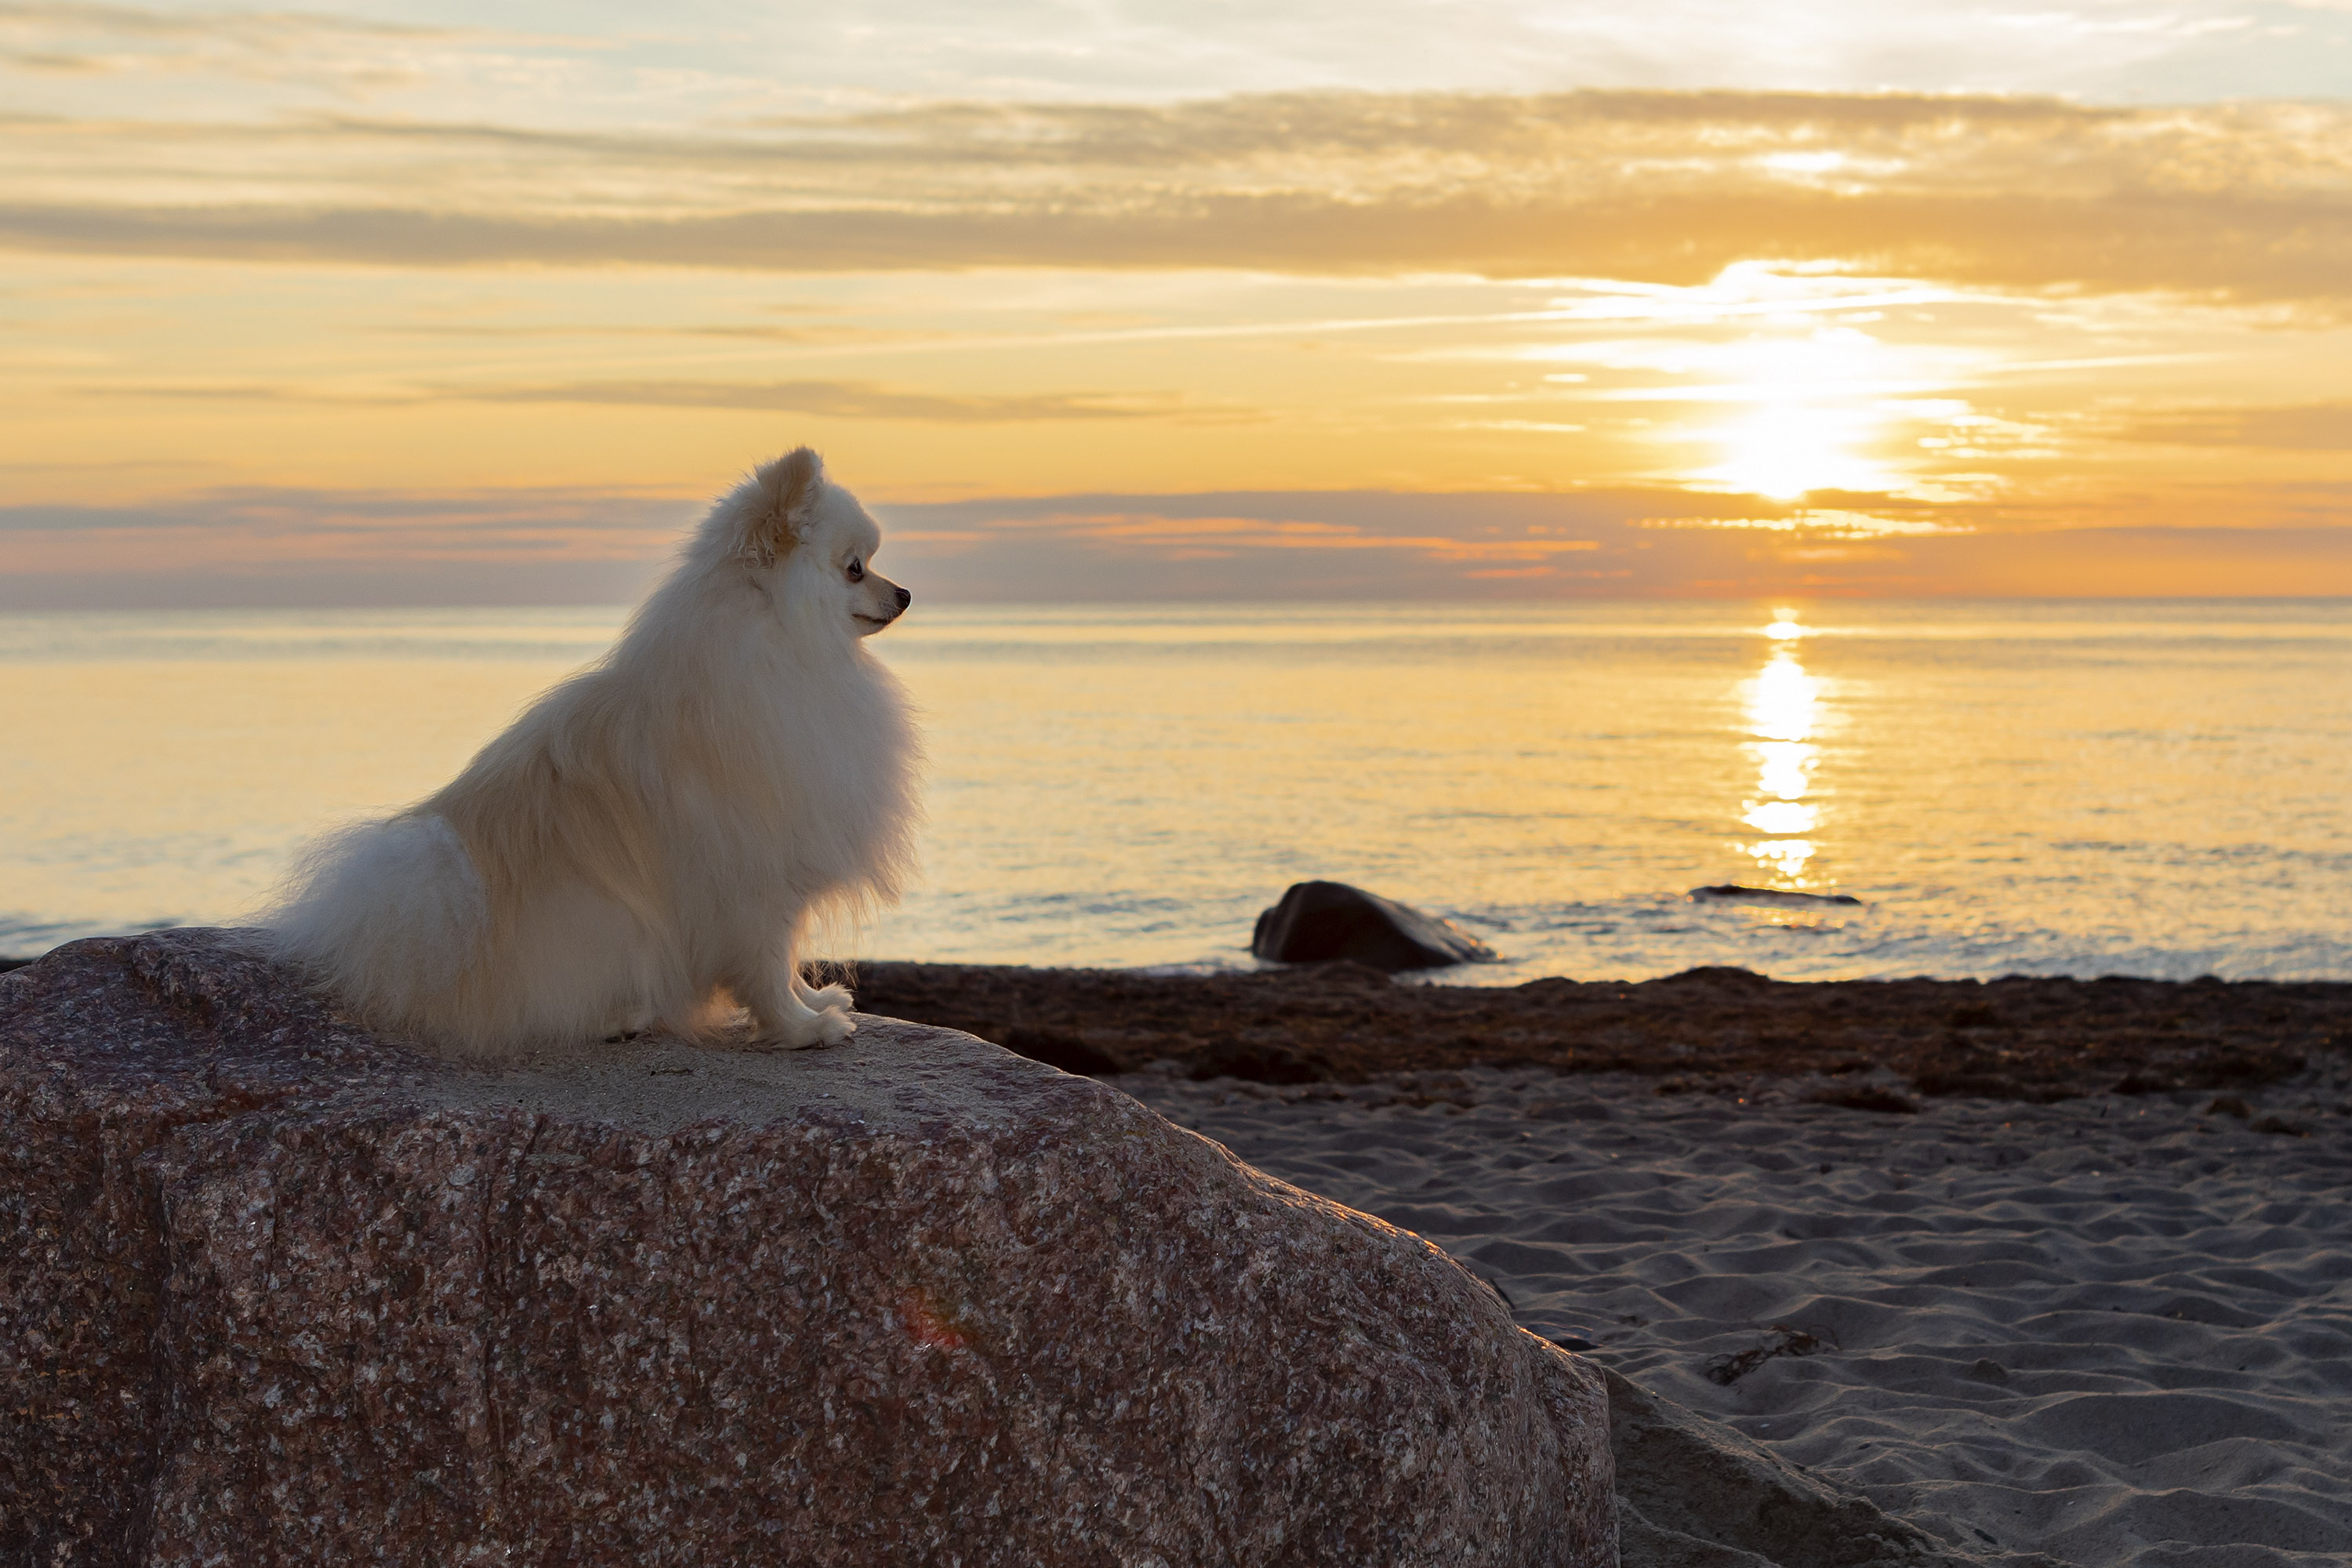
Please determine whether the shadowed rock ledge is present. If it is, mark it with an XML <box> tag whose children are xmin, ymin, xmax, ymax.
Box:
<box><xmin>0</xmin><ymin>931</ymin><xmax>1613</xmax><ymax>1567</ymax></box>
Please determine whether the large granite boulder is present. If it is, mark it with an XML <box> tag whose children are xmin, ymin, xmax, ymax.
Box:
<box><xmin>1252</xmin><ymin>881</ymin><xmax>1500</xmax><ymax>971</ymax></box>
<box><xmin>0</xmin><ymin>931</ymin><xmax>1612</xmax><ymax>1566</ymax></box>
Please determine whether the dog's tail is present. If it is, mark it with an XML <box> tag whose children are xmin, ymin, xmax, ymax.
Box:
<box><xmin>257</xmin><ymin>811</ymin><xmax>487</xmax><ymax>1033</ymax></box>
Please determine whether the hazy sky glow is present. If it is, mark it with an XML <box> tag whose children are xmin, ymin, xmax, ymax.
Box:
<box><xmin>4</xmin><ymin>0</ymin><xmax>2350</xmax><ymax>602</ymax></box>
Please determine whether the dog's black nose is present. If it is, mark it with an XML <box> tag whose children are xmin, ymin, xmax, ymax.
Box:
<box><xmin>894</xmin><ymin>586</ymin><xmax>912</xmax><ymax>609</ymax></box>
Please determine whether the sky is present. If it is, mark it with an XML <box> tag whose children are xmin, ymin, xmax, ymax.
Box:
<box><xmin>2</xmin><ymin>0</ymin><xmax>2349</xmax><ymax>603</ymax></box>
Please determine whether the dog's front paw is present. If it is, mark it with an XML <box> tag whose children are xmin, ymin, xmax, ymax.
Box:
<box><xmin>750</xmin><ymin>1007</ymin><xmax>857</xmax><ymax>1052</ymax></box>
<box><xmin>798</xmin><ymin>982</ymin><xmax>853</xmax><ymax>1014</ymax></box>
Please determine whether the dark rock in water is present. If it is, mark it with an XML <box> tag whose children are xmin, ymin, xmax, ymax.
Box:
<box><xmin>1252</xmin><ymin>880</ymin><xmax>1499</xmax><ymax>971</ymax></box>
<box><xmin>0</xmin><ymin>930</ymin><xmax>1613</xmax><ymax>1567</ymax></box>
<box><xmin>1660</xmin><ymin>964</ymin><xmax>1773</xmax><ymax>989</ymax></box>
<box><xmin>0</xmin><ymin>956</ymin><xmax>32</xmax><ymax>973</ymax></box>
<box><xmin>1689</xmin><ymin>884</ymin><xmax>1864</xmax><ymax>909</ymax></box>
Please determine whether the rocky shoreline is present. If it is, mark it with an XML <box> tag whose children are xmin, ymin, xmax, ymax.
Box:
<box><xmin>825</xmin><ymin>960</ymin><xmax>2352</xmax><ymax>1108</ymax></box>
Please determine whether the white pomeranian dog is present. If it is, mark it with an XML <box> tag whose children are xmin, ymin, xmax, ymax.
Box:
<box><xmin>260</xmin><ymin>448</ymin><xmax>920</xmax><ymax>1059</ymax></box>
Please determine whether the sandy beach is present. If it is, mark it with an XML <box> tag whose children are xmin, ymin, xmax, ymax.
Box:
<box><xmin>812</xmin><ymin>962</ymin><xmax>2352</xmax><ymax>1559</ymax></box>
<box><xmin>1115</xmin><ymin>1057</ymin><xmax>2352</xmax><ymax>1566</ymax></box>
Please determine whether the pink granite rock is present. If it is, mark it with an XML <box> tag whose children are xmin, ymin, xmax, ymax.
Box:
<box><xmin>1</xmin><ymin>931</ymin><xmax>1613</xmax><ymax>1566</ymax></box>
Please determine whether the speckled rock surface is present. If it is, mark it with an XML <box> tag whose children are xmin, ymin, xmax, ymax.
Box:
<box><xmin>0</xmin><ymin>931</ymin><xmax>1613</xmax><ymax>1567</ymax></box>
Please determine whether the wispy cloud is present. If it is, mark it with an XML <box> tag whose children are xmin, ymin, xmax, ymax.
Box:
<box><xmin>88</xmin><ymin>376</ymin><xmax>1213</xmax><ymax>422</ymax></box>
<box><xmin>11</xmin><ymin>482</ymin><xmax>2347</xmax><ymax>605</ymax></box>
<box><xmin>0</xmin><ymin>3</ymin><xmax>471</xmax><ymax>42</ymax></box>
<box><xmin>0</xmin><ymin>482</ymin><xmax>690</xmax><ymax>604</ymax></box>
<box><xmin>0</xmin><ymin>2</ymin><xmax>583</xmax><ymax>87</ymax></box>
<box><xmin>460</xmin><ymin>379</ymin><xmax>1204</xmax><ymax>422</ymax></box>
<box><xmin>5</xmin><ymin>0</ymin><xmax>2343</xmax><ymax>107</ymax></box>
<box><xmin>0</xmin><ymin>483</ymin><xmax>691</xmax><ymax>548</ymax></box>
<box><xmin>926</xmin><ymin>508</ymin><xmax>1606</xmax><ymax>563</ymax></box>
<box><xmin>3</xmin><ymin>91</ymin><xmax>2348</xmax><ymax>303</ymax></box>
<box><xmin>2116</xmin><ymin>401</ymin><xmax>2352</xmax><ymax>448</ymax></box>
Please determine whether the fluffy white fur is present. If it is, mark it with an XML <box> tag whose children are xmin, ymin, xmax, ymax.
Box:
<box><xmin>261</xmin><ymin>448</ymin><xmax>920</xmax><ymax>1059</ymax></box>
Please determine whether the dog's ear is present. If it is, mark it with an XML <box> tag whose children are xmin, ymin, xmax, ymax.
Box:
<box><xmin>739</xmin><ymin>447</ymin><xmax>825</xmax><ymax>567</ymax></box>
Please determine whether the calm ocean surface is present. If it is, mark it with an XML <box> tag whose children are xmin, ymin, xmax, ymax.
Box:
<box><xmin>3</xmin><ymin>601</ymin><xmax>2347</xmax><ymax>983</ymax></box>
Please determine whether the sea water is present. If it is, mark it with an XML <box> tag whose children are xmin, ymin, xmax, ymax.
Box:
<box><xmin>3</xmin><ymin>601</ymin><xmax>2347</xmax><ymax>982</ymax></box>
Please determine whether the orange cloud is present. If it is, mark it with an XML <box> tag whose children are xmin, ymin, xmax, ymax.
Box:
<box><xmin>2</xmin><ymin>91</ymin><xmax>2347</xmax><ymax>303</ymax></box>
<box><xmin>89</xmin><ymin>376</ymin><xmax>1210</xmax><ymax>423</ymax></box>
<box><xmin>2115</xmin><ymin>402</ymin><xmax>2352</xmax><ymax>450</ymax></box>
<box><xmin>5</xmin><ymin>484</ymin><xmax>2345</xmax><ymax>606</ymax></box>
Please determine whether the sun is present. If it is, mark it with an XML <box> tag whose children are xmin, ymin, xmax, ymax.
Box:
<box><xmin>1690</xmin><ymin>330</ymin><xmax>1902</xmax><ymax>500</ymax></box>
<box><xmin>1705</xmin><ymin>403</ymin><xmax>1893</xmax><ymax>500</ymax></box>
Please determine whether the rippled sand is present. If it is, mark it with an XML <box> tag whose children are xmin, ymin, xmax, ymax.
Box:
<box><xmin>1120</xmin><ymin>1062</ymin><xmax>2352</xmax><ymax>1568</ymax></box>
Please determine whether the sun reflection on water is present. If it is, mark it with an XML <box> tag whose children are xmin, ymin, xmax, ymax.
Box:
<box><xmin>1739</xmin><ymin>608</ymin><xmax>1828</xmax><ymax>887</ymax></box>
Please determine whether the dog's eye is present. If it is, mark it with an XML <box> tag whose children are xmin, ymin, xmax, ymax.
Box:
<box><xmin>845</xmin><ymin>559</ymin><xmax>865</xmax><ymax>583</ymax></box>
